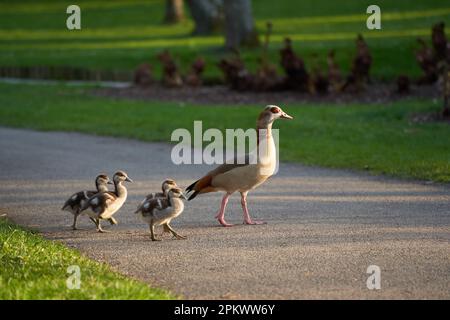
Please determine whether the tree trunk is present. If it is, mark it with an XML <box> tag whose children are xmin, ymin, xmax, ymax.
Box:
<box><xmin>186</xmin><ymin>0</ymin><xmax>223</xmax><ymax>35</ymax></box>
<box><xmin>164</xmin><ymin>0</ymin><xmax>184</xmax><ymax>24</ymax></box>
<box><xmin>223</xmin><ymin>0</ymin><xmax>259</xmax><ymax>49</ymax></box>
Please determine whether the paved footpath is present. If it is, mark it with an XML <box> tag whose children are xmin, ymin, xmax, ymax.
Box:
<box><xmin>0</xmin><ymin>127</ymin><xmax>449</xmax><ymax>299</ymax></box>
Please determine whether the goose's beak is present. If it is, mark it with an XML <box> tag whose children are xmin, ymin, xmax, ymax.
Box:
<box><xmin>281</xmin><ymin>112</ymin><xmax>293</xmax><ymax>120</ymax></box>
<box><xmin>125</xmin><ymin>177</ymin><xmax>133</xmax><ymax>183</ymax></box>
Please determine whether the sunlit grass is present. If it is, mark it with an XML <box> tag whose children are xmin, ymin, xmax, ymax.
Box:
<box><xmin>0</xmin><ymin>24</ymin><xmax>194</xmax><ymax>41</ymax></box>
<box><xmin>0</xmin><ymin>28</ymin><xmax>435</xmax><ymax>51</ymax></box>
<box><xmin>0</xmin><ymin>0</ymin><xmax>158</xmax><ymax>14</ymax></box>
<box><xmin>0</xmin><ymin>7</ymin><xmax>448</xmax><ymax>42</ymax></box>
<box><xmin>0</xmin><ymin>217</ymin><xmax>175</xmax><ymax>299</ymax></box>
<box><xmin>262</xmin><ymin>7</ymin><xmax>450</xmax><ymax>27</ymax></box>
<box><xmin>0</xmin><ymin>0</ymin><xmax>448</xmax><ymax>80</ymax></box>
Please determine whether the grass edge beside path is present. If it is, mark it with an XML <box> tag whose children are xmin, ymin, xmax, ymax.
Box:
<box><xmin>0</xmin><ymin>216</ymin><xmax>175</xmax><ymax>300</ymax></box>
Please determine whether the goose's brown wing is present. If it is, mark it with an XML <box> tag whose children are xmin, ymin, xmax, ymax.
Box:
<box><xmin>186</xmin><ymin>154</ymin><xmax>251</xmax><ymax>200</ymax></box>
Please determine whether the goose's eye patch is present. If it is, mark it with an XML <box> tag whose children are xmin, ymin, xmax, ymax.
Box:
<box><xmin>270</xmin><ymin>107</ymin><xmax>281</xmax><ymax>113</ymax></box>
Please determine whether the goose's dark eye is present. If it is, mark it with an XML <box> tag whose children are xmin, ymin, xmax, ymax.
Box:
<box><xmin>270</xmin><ymin>107</ymin><xmax>281</xmax><ymax>113</ymax></box>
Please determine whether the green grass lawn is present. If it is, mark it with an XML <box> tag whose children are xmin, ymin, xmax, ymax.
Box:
<box><xmin>0</xmin><ymin>217</ymin><xmax>175</xmax><ymax>299</ymax></box>
<box><xmin>0</xmin><ymin>82</ymin><xmax>449</xmax><ymax>183</ymax></box>
<box><xmin>0</xmin><ymin>0</ymin><xmax>449</xmax><ymax>79</ymax></box>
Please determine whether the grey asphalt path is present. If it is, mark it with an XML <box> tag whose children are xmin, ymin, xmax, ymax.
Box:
<box><xmin>0</xmin><ymin>126</ymin><xmax>449</xmax><ymax>299</ymax></box>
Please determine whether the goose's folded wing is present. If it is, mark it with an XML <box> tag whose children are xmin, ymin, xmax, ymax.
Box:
<box><xmin>186</xmin><ymin>154</ymin><xmax>252</xmax><ymax>199</ymax></box>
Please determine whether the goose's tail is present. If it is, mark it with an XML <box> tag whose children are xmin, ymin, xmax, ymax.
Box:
<box><xmin>185</xmin><ymin>179</ymin><xmax>200</xmax><ymax>201</ymax></box>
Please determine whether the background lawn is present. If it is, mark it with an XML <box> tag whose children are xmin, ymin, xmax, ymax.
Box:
<box><xmin>0</xmin><ymin>217</ymin><xmax>175</xmax><ymax>299</ymax></box>
<box><xmin>0</xmin><ymin>0</ymin><xmax>449</xmax><ymax>79</ymax></box>
<box><xmin>0</xmin><ymin>82</ymin><xmax>449</xmax><ymax>183</ymax></box>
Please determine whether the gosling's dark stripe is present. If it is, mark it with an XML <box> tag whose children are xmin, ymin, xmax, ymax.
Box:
<box><xmin>140</xmin><ymin>198</ymin><xmax>170</xmax><ymax>217</ymax></box>
<box><xmin>136</xmin><ymin>179</ymin><xmax>179</xmax><ymax>213</ymax></box>
<box><xmin>80</xmin><ymin>191</ymin><xmax>117</xmax><ymax>213</ymax></box>
<box><xmin>62</xmin><ymin>190</ymin><xmax>96</xmax><ymax>211</ymax></box>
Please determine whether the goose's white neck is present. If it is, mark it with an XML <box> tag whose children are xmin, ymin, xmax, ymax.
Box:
<box><xmin>256</xmin><ymin>121</ymin><xmax>277</xmax><ymax>175</ymax></box>
<box><xmin>257</xmin><ymin>119</ymin><xmax>273</xmax><ymax>131</ymax></box>
<box><xmin>256</xmin><ymin>120</ymin><xmax>274</xmax><ymax>142</ymax></box>
<box><xmin>114</xmin><ymin>181</ymin><xmax>128</xmax><ymax>199</ymax></box>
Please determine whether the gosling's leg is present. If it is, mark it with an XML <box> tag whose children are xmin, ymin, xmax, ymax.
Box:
<box><xmin>72</xmin><ymin>213</ymin><xmax>79</xmax><ymax>230</ymax></box>
<box><xmin>150</xmin><ymin>223</ymin><xmax>161</xmax><ymax>241</ymax></box>
<box><xmin>164</xmin><ymin>223</ymin><xmax>187</xmax><ymax>240</ymax></box>
<box><xmin>89</xmin><ymin>217</ymin><xmax>97</xmax><ymax>226</ymax></box>
<box><xmin>108</xmin><ymin>217</ymin><xmax>118</xmax><ymax>225</ymax></box>
<box><xmin>159</xmin><ymin>224</ymin><xmax>171</xmax><ymax>237</ymax></box>
<box><xmin>94</xmin><ymin>218</ymin><xmax>108</xmax><ymax>233</ymax></box>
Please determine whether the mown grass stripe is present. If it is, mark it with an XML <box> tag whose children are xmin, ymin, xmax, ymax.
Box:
<box><xmin>0</xmin><ymin>28</ymin><xmax>436</xmax><ymax>51</ymax></box>
<box><xmin>1</xmin><ymin>7</ymin><xmax>448</xmax><ymax>42</ymax></box>
<box><xmin>0</xmin><ymin>0</ymin><xmax>158</xmax><ymax>14</ymax></box>
<box><xmin>262</xmin><ymin>7</ymin><xmax>450</xmax><ymax>27</ymax></box>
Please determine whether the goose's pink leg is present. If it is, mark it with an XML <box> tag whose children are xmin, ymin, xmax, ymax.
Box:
<box><xmin>241</xmin><ymin>192</ymin><xmax>266</xmax><ymax>225</ymax></box>
<box><xmin>215</xmin><ymin>193</ymin><xmax>233</xmax><ymax>227</ymax></box>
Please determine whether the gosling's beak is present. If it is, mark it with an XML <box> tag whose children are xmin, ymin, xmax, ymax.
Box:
<box><xmin>180</xmin><ymin>193</ymin><xmax>188</xmax><ymax>200</ymax></box>
<box><xmin>107</xmin><ymin>180</ymin><xmax>113</xmax><ymax>185</ymax></box>
<box><xmin>125</xmin><ymin>177</ymin><xmax>133</xmax><ymax>183</ymax></box>
<box><xmin>280</xmin><ymin>112</ymin><xmax>294</xmax><ymax>120</ymax></box>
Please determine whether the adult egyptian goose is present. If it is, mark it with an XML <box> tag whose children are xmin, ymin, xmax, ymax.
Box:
<box><xmin>186</xmin><ymin>105</ymin><xmax>293</xmax><ymax>227</ymax></box>
<box><xmin>79</xmin><ymin>171</ymin><xmax>132</xmax><ymax>233</ymax></box>
<box><xmin>135</xmin><ymin>178</ymin><xmax>178</xmax><ymax>213</ymax></box>
<box><xmin>62</xmin><ymin>174</ymin><xmax>114</xmax><ymax>230</ymax></box>
<box><xmin>135</xmin><ymin>187</ymin><xmax>187</xmax><ymax>241</ymax></box>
